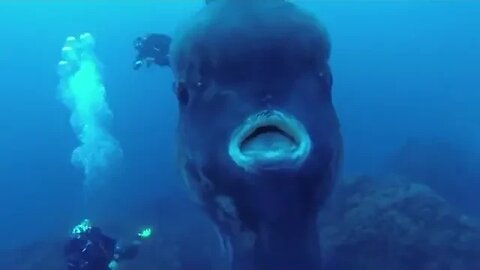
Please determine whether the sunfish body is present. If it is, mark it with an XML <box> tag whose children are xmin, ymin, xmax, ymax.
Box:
<box><xmin>169</xmin><ymin>1</ymin><xmax>342</xmax><ymax>269</ymax></box>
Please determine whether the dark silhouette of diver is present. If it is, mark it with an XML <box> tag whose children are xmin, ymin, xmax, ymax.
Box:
<box><xmin>64</xmin><ymin>219</ymin><xmax>151</xmax><ymax>270</ymax></box>
<box><xmin>132</xmin><ymin>1</ymin><xmax>223</xmax><ymax>70</ymax></box>
<box><xmin>133</xmin><ymin>33</ymin><xmax>171</xmax><ymax>70</ymax></box>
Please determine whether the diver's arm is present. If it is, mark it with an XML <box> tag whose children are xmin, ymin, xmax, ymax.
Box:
<box><xmin>154</xmin><ymin>54</ymin><xmax>170</xmax><ymax>67</ymax></box>
<box><xmin>114</xmin><ymin>240</ymin><xmax>141</xmax><ymax>261</ymax></box>
<box><xmin>114</xmin><ymin>227</ymin><xmax>151</xmax><ymax>261</ymax></box>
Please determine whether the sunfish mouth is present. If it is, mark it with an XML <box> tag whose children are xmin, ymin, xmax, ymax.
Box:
<box><xmin>229</xmin><ymin>110</ymin><xmax>311</xmax><ymax>172</ymax></box>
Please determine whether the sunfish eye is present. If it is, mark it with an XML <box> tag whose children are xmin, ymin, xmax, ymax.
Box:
<box><xmin>174</xmin><ymin>81</ymin><xmax>190</xmax><ymax>106</ymax></box>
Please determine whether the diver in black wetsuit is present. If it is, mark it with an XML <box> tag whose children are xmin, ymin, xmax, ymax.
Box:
<box><xmin>133</xmin><ymin>33</ymin><xmax>171</xmax><ymax>70</ymax></box>
<box><xmin>133</xmin><ymin>1</ymin><xmax>225</xmax><ymax>71</ymax></box>
<box><xmin>64</xmin><ymin>219</ymin><xmax>151</xmax><ymax>270</ymax></box>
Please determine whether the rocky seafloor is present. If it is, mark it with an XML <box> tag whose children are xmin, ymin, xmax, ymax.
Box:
<box><xmin>2</xmin><ymin>172</ymin><xmax>480</xmax><ymax>270</ymax></box>
<box><xmin>321</xmin><ymin>174</ymin><xmax>480</xmax><ymax>270</ymax></box>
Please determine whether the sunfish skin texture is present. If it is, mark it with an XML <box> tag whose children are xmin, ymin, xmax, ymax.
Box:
<box><xmin>170</xmin><ymin>1</ymin><xmax>342</xmax><ymax>269</ymax></box>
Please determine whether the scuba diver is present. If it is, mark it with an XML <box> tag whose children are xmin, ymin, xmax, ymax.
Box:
<box><xmin>133</xmin><ymin>2</ymin><xmax>227</xmax><ymax>70</ymax></box>
<box><xmin>64</xmin><ymin>219</ymin><xmax>152</xmax><ymax>270</ymax></box>
<box><xmin>133</xmin><ymin>33</ymin><xmax>171</xmax><ymax>70</ymax></box>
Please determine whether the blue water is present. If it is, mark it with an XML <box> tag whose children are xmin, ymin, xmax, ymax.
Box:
<box><xmin>0</xmin><ymin>0</ymin><xmax>479</xmax><ymax>266</ymax></box>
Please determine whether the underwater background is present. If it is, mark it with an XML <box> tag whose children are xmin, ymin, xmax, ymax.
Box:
<box><xmin>0</xmin><ymin>0</ymin><xmax>479</xmax><ymax>269</ymax></box>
